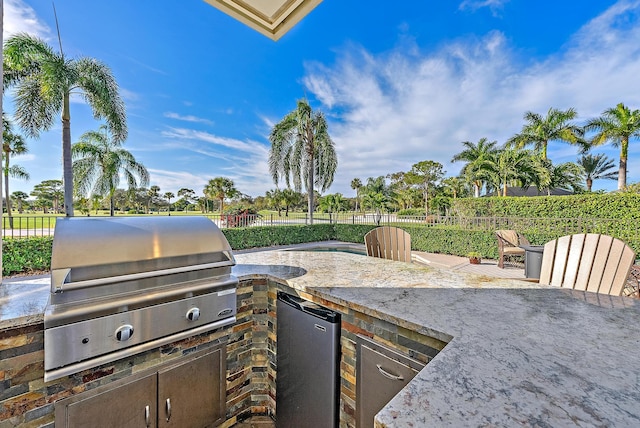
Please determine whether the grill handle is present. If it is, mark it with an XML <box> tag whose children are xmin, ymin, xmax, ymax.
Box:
<box><xmin>51</xmin><ymin>261</ymin><xmax>233</xmax><ymax>293</ymax></box>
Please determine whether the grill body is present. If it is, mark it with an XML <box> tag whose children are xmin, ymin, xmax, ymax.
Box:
<box><xmin>44</xmin><ymin>216</ymin><xmax>238</xmax><ymax>382</ymax></box>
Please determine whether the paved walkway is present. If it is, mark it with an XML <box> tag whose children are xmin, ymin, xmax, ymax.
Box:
<box><xmin>412</xmin><ymin>251</ymin><xmax>526</xmax><ymax>279</ymax></box>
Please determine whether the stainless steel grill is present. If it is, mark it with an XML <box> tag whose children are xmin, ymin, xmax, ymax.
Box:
<box><xmin>44</xmin><ymin>216</ymin><xmax>238</xmax><ymax>382</ymax></box>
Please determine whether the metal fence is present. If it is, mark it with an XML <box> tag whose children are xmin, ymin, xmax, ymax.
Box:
<box><xmin>2</xmin><ymin>213</ymin><xmax>639</xmax><ymax>241</ymax></box>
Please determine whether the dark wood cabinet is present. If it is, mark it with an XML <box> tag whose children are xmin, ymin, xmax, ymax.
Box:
<box><xmin>55</xmin><ymin>347</ymin><xmax>226</xmax><ymax>428</ymax></box>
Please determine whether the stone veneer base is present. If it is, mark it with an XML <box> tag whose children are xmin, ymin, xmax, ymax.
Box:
<box><xmin>0</xmin><ymin>277</ymin><xmax>445</xmax><ymax>428</ymax></box>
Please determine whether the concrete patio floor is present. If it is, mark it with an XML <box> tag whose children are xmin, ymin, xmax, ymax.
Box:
<box><xmin>412</xmin><ymin>251</ymin><xmax>527</xmax><ymax>279</ymax></box>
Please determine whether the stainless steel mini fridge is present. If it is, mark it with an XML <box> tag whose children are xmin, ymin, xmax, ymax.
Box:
<box><xmin>276</xmin><ymin>292</ymin><xmax>341</xmax><ymax>428</ymax></box>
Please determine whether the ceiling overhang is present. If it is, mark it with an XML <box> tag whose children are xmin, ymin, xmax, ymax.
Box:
<box><xmin>204</xmin><ymin>0</ymin><xmax>322</xmax><ymax>41</ymax></box>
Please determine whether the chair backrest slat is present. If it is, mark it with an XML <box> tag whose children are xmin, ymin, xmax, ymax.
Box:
<box><xmin>539</xmin><ymin>233</ymin><xmax>635</xmax><ymax>296</ymax></box>
<box><xmin>610</xmin><ymin>244</ymin><xmax>637</xmax><ymax>296</ymax></box>
<box><xmin>550</xmin><ymin>235</ymin><xmax>572</xmax><ymax>287</ymax></box>
<box><xmin>364</xmin><ymin>226</ymin><xmax>411</xmax><ymax>263</ymax></box>
<box><xmin>587</xmin><ymin>235</ymin><xmax>613</xmax><ymax>293</ymax></box>
<box><xmin>563</xmin><ymin>234</ymin><xmax>586</xmax><ymax>289</ymax></box>
<box><xmin>539</xmin><ymin>240</ymin><xmax>557</xmax><ymax>285</ymax></box>
<box><xmin>575</xmin><ymin>234</ymin><xmax>599</xmax><ymax>291</ymax></box>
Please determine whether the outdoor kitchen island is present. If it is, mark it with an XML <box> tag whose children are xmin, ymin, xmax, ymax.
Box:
<box><xmin>1</xmin><ymin>248</ymin><xmax>640</xmax><ymax>427</ymax></box>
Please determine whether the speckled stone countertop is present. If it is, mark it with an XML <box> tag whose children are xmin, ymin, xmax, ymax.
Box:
<box><xmin>3</xmin><ymin>249</ymin><xmax>640</xmax><ymax>426</ymax></box>
<box><xmin>233</xmin><ymin>250</ymin><xmax>640</xmax><ymax>427</ymax></box>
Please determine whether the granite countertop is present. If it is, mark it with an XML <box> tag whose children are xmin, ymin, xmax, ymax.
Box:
<box><xmin>233</xmin><ymin>250</ymin><xmax>640</xmax><ymax>427</ymax></box>
<box><xmin>3</xmin><ymin>249</ymin><xmax>640</xmax><ymax>426</ymax></box>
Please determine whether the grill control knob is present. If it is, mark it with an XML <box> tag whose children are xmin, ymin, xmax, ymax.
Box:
<box><xmin>186</xmin><ymin>307</ymin><xmax>201</xmax><ymax>322</ymax></box>
<box><xmin>115</xmin><ymin>325</ymin><xmax>134</xmax><ymax>341</ymax></box>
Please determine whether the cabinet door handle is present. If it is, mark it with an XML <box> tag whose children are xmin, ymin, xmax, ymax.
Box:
<box><xmin>376</xmin><ymin>364</ymin><xmax>404</xmax><ymax>381</ymax></box>
<box><xmin>165</xmin><ymin>398</ymin><xmax>172</xmax><ymax>422</ymax></box>
<box><xmin>144</xmin><ymin>405</ymin><xmax>150</xmax><ymax>427</ymax></box>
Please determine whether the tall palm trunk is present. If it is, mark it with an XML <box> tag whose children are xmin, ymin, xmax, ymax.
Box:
<box><xmin>619</xmin><ymin>137</ymin><xmax>628</xmax><ymax>190</ymax></box>
<box><xmin>62</xmin><ymin>92</ymin><xmax>74</xmax><ymax>216</ymax></box>
<box><xmin>4</xmin><ymin>153</ymin><xmax>14</xmax><ymax>229</ymax></box>
<box><xmin>586</xmin><ymin>178</ymin><xmax>593</xmax><ymax>192</ymax></box>
<box><xmin>307</xmin><ymin>143</ymin><xmax>315</xmax><ymax>225</ymax></box>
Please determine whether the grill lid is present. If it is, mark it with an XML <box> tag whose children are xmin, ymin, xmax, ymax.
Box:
<box><xmin>50</xmin><ymin>216</ymin><xmax>235</xmax><ymax>294</ymax></box>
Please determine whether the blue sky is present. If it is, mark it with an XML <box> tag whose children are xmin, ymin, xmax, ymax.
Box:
<box><xmin>3</xmin><ymin>0</ymin><xmax>640</xmax><ymax>199</ymax></box>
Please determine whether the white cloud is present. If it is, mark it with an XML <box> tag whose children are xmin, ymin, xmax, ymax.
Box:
<box><xmin>302</xmin><ymin>0</ymin><xmax>640</xmax><ymax>195</ymax></box>
<box><xmin>147</xmin><ymin>169</ymin><xmax>209</xmax><ymax>195</ymax></box>
<box><xmin>164</xmin><ymin>112</ymin><xmax>214</xmax><ymax>125</ymax></box>
<box><xmin>459</xmin><ymin>0</ymin><xmax>510</xmax><ymax>16</ymax></box>
<box><xmin>158</xmin><ymin>127</ymin><xmax>273</xmax><ymax>195</ymax></box>
<box><xmin>3</xmin><ymin>0</ymin><xmax>50</xmax><ymax>39</ymax></box>
<box><xmin>161</xmin><ymin>127</ymin><xmax>269</xmax><ymax>155</ymax></box>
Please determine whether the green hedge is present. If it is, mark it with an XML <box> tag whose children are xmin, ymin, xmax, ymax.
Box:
<box><xmin>2</xmin><ymin>237</ymin><xmax>53</xmax><ymax>276</ymax></box>
<box><xmin>2</xmin><ymin>222</ymin><xmax>637</xmax><ymax>277</ymax></box>
<box><xmin>453</xmin><ymin>193</ymin><xmax>640</xmax><ymax>219</ymax></box>
<box><xmin>221</xmin><ymin>224</ymin><xmax>335</xmax><ymax>250</ymax></box>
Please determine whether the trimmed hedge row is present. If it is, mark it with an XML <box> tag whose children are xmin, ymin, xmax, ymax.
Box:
<box><xmin>1</xmin><ymin>225</ymin><xmax>336</xmax><ymax>276</ymax></box>
<box><xmin>2</xmin><ymin>222</ymin><xmax>636</xmax><ymax>276</ymax></box>
<box><xmin>222</xmin><ymin>224</ymin><xmax>335</xmax><ymax>250</ymax></box>
<box><xmin>452</xmin><ymin>193</ymin><xmax>640</xmax><ymax>219</ymax></box>
<box><xmin>2</xmin><ymin>237</ymin><xmax>54</xmax><ymax>276</ymax></box>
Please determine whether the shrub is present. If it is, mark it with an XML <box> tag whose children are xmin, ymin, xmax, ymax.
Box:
<box><xmin>452</xmin><ymin>193</ymin><xmax>640</xmax><ymax>219</ymax></box>
<box><xmin>2</xmin><ymin>237</ymin><xmax>53</xmax><ymax>276</ymax></box>
<box><xmin>397</xmin><ymin>208</ymin><xmax>425</xmax><ymax>218</ymax></box>
<box><xmin>222</xmin><ymin>224</ymin><xmax>335</xmax><ymax>250</ymax></box>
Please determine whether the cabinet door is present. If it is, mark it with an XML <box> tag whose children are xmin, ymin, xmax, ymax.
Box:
<box><xmin>64</xmin><ymin>373</ymin><xmax>157</xmax><ymax>428</ymax></box>
<box><xmin>158</xmin><ymin>348</ymin><xmax>225</xmax><ymax>428</ymax></box>
<box><xmin>356</xmin><ymin>340</ymin><xmax>424</xmax><ymax>428</ymax></box>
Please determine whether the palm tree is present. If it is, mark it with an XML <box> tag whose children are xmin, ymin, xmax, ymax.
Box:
<box><xmin>318</xmin><ymin>193</ymin><xmax>348</xmax><ymax>214</ymax></box>
<box><xmin>441</xmin><ymin>177</ymin><xmax>467</xmax><ymax>199</ymax></box>
<box><xmin>484</xmin><ymin>148</ymin><xmax>541</xmax><ymax>196</ymax></box>
<box><xmin>164</xmin><ymin>192</ymin><xmax>175</xmax><ymax>215</ymax></box>
<box><xmin>537</xmin><ymin>160</ymin><xmax>584</xmax><ymax>195</ymax></box>
<box><xmin>584</xmin><ymin>103</ymin><xmax>640</xmax><ymax>190</ymax></box>
<box><xmin>11</xmin><ymin>191</ymin><xmax>30</xmax><ymax>214</ymax></box>
<box><xmin>204</xmin><ymin>177</ymin><xmax>238</xmax><ymax>217</ymax></box>
<box><xmin>281</xmin><ymin>188</ymin><xmax>303</xmax><ymax>217</ymax></box>
<box><xmin>362</xmin><ymin>176</ymin><xmax>391</xmax><ymax>225</ymax></box>
<box><xmin>265</xmin><ymin>189</ymin><xmax>284</xmax><ymax>216</ymax></box>
<box><xmin>72</xmin><ymin>125</ymin><xmax>149</xmax><ymax>216</ymax></box>
<box><xmin>2</xmin><ymin>117</ymin><xmax>30</xmax><ymax>228</ymax></box>
<box><xmin>147</xmin><ymin>186</ymin><xmax>161</xmax><ymax>213</ymax></box>
<box><xmin>177</xmin><ymin>188</ymin><xmax>196</xmax><ymax>212</ymax></box>
<box><xmin>576</xmin><ymin>154</ymin><xmax>617</xmax><ymax>192</ymax></box>
<box><xmin>4</xmin><ymin>33</ymin><xmax>127</xmax><ymax>216</ymax></box>
<box><xmin>451</xmin><ymin>138</ymin><xmax>498</xmax><ymax>197</ymax></box>
<box><xmin>507</xmin><ymin>107</ymin><xmax>583</xmax><ymax>160</ymax></box>
<box><xmin>269</xmin><ymin>99</ymin><xmax>337</xmax><ymax>224</ymax></box>
<box><xmin>350</xmin><ymin>178</ymin><xmax>362</xmax><ymax>211</ymax></box>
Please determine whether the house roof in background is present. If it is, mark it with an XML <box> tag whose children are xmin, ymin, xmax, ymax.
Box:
<box><xmin>485</xmin><ymin>188</ymin><xmax>575</xmax><ymax>197</ymax></box>
<box><xmin>203</xmin><ymin>0</ymin><xmax>323</xmax><ymax>40</ymax></box>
